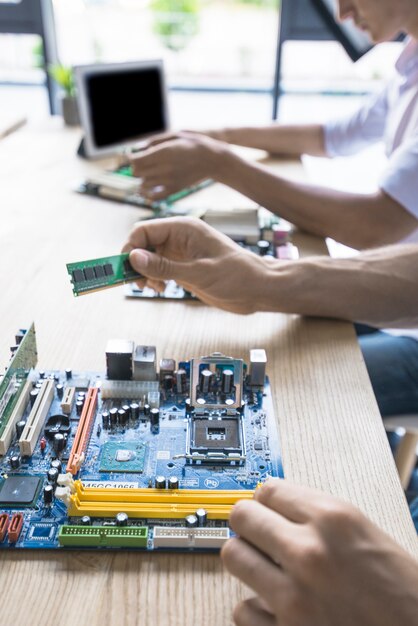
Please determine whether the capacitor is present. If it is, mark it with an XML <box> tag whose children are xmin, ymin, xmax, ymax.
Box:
<box><xmin>122</xmin><ymin>404</ymin><xmax>131</xmax><ymax>418</ymax></box>
<box><xmin>35</xmin><ymin>382</ymin><xmax>43</xmax><ymax>389</ymax></box>
<box><xmin>102</xmin><ymin>411</ymin><xmax>110</xmax><ymax>429</ymax></box>
<box><xmin>196</xmin><ymin>508</ymin><xmax>208</xmax><ymax>527</ymax></box>
<box><xmin>176</xmin><ymin>369</ymin><xmax>187</xmax><ymax>394</ymax></box>
<box><xmin>155</xmin><ymin>476</ymin><xmax>166</xmax><ymax>489</ymax></box>
<box><xmin>163</xmin><ymin>375</ymin><xmax>174</xmax><ymax>391</ymax></box>
<box><xmin>143</xmin><ymin>403</ymin><xmax>150</xmax><ymax>416</ymax></box>
<box><xmin>47</xmin><ymin>467</ymin><xmax>59</xmax><ymax>485</ymax></box>
<box><xmin>221</xmin><ymin>369</ymin><xmax>234</xmax><ymax>394</ymax></box>
<box><xmin>56</xmin><ymin>383</ymin><xmax>64</xmax><ymax>398</ymax></box>
<box><xmin>65</xmin><ymin>368</ymin><xmax>72</xmax><ymax>380</ymax></box>
<box><xmin>39</xmin><ymin>370</ymin><xmax>46</xmax><ymax>379</ymax></box>
<box><xmin>29</xmin><ymin>389</ymin><xmax>39</xmax><ymax>406</ymax></box>
<box><xmin>40</xmin><ymin>437</ymin><xmax>47</xmax><ymax>453</ymax></box>
<box><xmin>109</xmin><ymin>407</ymin><xmax>118</xmax><ymax>427</ymax></box>
<box><xmin>199</xmin><ymin>369</ymin><xmax>213</xmax><ymax>394</ymax></box>
<box><xmin>129</xmin><ymin>403</ymin><xmax>140</xmax><ymax>420</ymax></box>
<box><xmin>75</xmin><ymin>400</ymin><xmax>84</xmax><ymax>415</ymax></box>
<box><xmin>257</xmin><ymin>240</ymin><xmax>270</xmax><ymax>256</ymax></box>
<box><xmin>116</xmin><ymin>512</ymin><xmax>129</xmax><ymax>527</ymax></box>
<box><xmin>16</xmin><ymin>420</ymin><xmax>26</xmax><ymax>438</ymax></box>
<box><xmin>150</xmin><ymin>408</ymin><xmax>160</xmax><ymax>433</ymax></box>
<box><xmin>185</xmin><ymin>514</ymin><xmax>198</xmax><ymax>528</ymax></box>
<box><xmin>80</xmin><ymin>515</ymin><xmax>91</xmax><ymax>526</ymax></box>
<box><xmin>10</xmin><ymin>455</ymin><xmax>20</xmax><ymax>470</ymax></box>
<box><xmin>43</xmin><ymin>484</ymin><xmax>54</xmax><ymax>505</ymax></box>
<box><xmin>53</xmin><ymin>433</ymin><xmax>66</xmax><ymax>453</ymax></box>
<box><xmin>185</xmin><ymin>398</ymin><xmax>192</xmax><ymax>413</ymax></box>
<box><xmin>118</xmin><ymin>409</ymin><xmax>127</xmax><ymax>426</ymax></box>
<box><xmin>168</xmin><ymin>476</ymin><xmax>179</xmax><ymax>490</ymax></box>
<box><xmin>50</xmin><ymin>459</ymin><xmax>62</xmax><ymax>473</ymax></box>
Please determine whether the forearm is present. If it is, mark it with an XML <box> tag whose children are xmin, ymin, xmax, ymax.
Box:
<box><xmin>214</xmin><ymin>151</ymin><xmax>413</xmax><ymax>249</ymax></box>
<box><xmin>260</xmin><ymin>244</ymin><xmax>418</xmax><ymax>327</ymax></box>
<box><xmin>208</xmin><ymin>124</ymin><xmax>326</xmax><ymax>157</ymax></box>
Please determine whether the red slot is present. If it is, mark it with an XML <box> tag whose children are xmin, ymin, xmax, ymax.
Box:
<box><xmin>0</xmin><ymin>513</ymin><xmax>9</xmax><ymax>542</ymax></box>
<box><xmin>8</xmin><ymin>512</ymin><xmax>23</xmax><ymax>543</ymax></box>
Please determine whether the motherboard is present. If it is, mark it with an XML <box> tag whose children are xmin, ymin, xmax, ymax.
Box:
<box><xmin>77</xmin><ymin>164</ymin><xmax>212</xmax><ymax>217</ymax></box>
<box><xmin>0</xmin><ymin>325</ymin><xmax>283</xmax><ymax>551</ymax></box>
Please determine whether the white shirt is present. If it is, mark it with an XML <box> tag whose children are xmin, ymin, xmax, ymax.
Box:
<box><xmin>324</xmin><ymin>39</ymin><xmax>418</xmax><ymax>338</ymax></box>
<box><xmin>325</xmin><ymin>38</ymin><xmax>418</xmax><ymax>244</ymax></box>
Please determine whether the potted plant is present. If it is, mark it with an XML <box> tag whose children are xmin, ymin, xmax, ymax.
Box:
<box><xmin>151</xmin><ymin>0</ymin><xmax>200</xmax><ymax>52</ymax></box>
<box><xmin>48</xmin><ymin>64</ymin><xmax>80</xmax><ymax>126</ymax></box>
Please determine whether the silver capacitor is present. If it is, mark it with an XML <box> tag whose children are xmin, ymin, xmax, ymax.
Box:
<box><xmin>199</xmin><ymin>369</ymin><xmax>213</xmax><ymax>394</ymax></box>
<box><xmin>155</xmin><ymin>476</ymin><xmax>166</xmax><ymax>489</ymax></box>
<box><xmin>185</xmin><ymin>514</ymin><xmax>198</xmax><ymax>528</ymax></box>
<box><xmin>196</xmin><ymin>508</ymin><xmax>208</xmax><ymax>527</ymax></box>
<box><xmin>168</xmin><ymin>476</ymin><xmax>179</xmax><ymax>490</ymax></box>
<box><xmin>221</xmin><ymin>369</ymin><xmax>234</xmax><ymax>394</ymax></box>
<box><xmin>116</xmin><ymin>512</ymin><xmax>129</xmax><ymax>527</ymax></box>
<box><xmin>176</xmin><ymin>369</ymin><xmax>187</xmax><ymax>394</ymax></box>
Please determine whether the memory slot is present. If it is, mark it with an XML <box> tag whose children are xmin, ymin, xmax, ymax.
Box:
<box><xmin>66</xmin><ymin>388</ymin><xmax>98</xmax><ymax>475</ymax></box>
<box><xmin>68</xmin><ymin>482</ymin><xmax>255</xmax><ymax>519</ymax></box>
<box><xmin>0</xmin><ymin>380</ymin><xmax>32</xmax><ymax>455</ymax></box>
<box><xmin>73</xmin><ymin>481</ymin><xmax>254</xmax><ymax>505</ymax></box>
<box><xmin>68</xmin><ymin>500</ymin><xmax>235</xmax><ymax>520</ymax></box>
<box><xmin>19</xmin><ymin>379</ymin><xmax>54</xmax><ymax>456</ymax></box>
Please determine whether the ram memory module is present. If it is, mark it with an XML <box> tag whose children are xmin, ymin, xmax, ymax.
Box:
<box><xmin>67</xmin><ymin>253</ymin><xmax>142</xmax><ymax>297</ymax></box>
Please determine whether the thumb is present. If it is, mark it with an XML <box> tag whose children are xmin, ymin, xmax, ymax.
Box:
<box><xmin>129</xmin><ymin>249</ymin><xmax>190</xmax><ymax>282</ymax></box>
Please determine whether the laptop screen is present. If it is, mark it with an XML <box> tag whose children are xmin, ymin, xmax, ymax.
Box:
<box><xmin>76</xmin><ymin>60</ymin><xmax>169</xmax><ymax>158</ymax></box>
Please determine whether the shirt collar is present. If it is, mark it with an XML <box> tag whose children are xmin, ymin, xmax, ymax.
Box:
<box><xmin>396</xmin><ymin>38</ymin><xmax>418</xmax><ymax>78</ymax></box>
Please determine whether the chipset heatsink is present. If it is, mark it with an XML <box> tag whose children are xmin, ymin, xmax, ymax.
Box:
<box><xmin>99</xmin><ymin>442</ymin><xmax>146</xmax><ymax>473</ymax></box>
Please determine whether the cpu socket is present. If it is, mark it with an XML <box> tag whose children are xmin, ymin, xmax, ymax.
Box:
<box><xmin>188</xmin><ymin>416</ymin><xmax>245</xmax><ymax>464</ymax></box>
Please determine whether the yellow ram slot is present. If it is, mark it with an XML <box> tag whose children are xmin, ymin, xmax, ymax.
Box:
<box><xmin>19</xmin><ymin>379</ymin><xmax>54</xmax><ymax>456</ymax></box>
<box><xmin>0</xmin><ymin>380</ymin><xmax>32</xmax><ymax>455</ymax></box>
<box><xmin>68</xmin><ymin>481</ymin><xmax>254</xmax><ymax>519</ymax></box>
<box><xmin>73</xmin><ymin>481</ymin><xmax>254</xmax><ymax>504</ymax></box>
<box><xmin>69</xmin><ymin>500</ymin><xmax>235</xmax><ymax>520</ymax></box>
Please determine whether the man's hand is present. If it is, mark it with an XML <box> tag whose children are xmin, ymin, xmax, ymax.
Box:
<box><xmin>122</xmin><ymin>217</ymin><xmax>273</xmax><ymax>314</ymax></box>
<box><xmin>222</xmin><ymin>479</ymin><xmax>418</xmax><ymax>626</ymax></box>
<box><xmin>129</xmin><ymin>133</ymin><xmax>230</xmax><ymax>200</ymax></box>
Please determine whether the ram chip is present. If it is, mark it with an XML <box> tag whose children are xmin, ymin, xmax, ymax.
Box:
<box><xmin>66</xmin><ymin>253</ymin><xmax>143</xmax><ymax>297</ymax></box>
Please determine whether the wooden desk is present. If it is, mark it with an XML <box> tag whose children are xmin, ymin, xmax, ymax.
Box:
<box><xmin>0</xmin><ymin>120</ymin><xmax>416</xmax><ymax>626</ymax></box>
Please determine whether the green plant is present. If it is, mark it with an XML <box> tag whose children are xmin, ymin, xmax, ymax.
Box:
<box><xmin>236</xmin><ymin>0</ymin><xmax>279</xmax><ymax>6</ymax></box>
<box><xmin>32</xmin><ymin>39</ymin><xmax>45</xmax><ymax>69</ymax></box>
<box><xmin>151</xmin><ymin>0</ymin><xmax>200</xmax><ymax>52</ymax></box>
<box><xmin>48</xmin><ymin>64</ymin><xmax>75</xmax><ymax>98</ymax></box>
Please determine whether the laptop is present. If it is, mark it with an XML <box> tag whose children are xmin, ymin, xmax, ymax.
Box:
<box><xmin>75</xmin><ymin>59</ymin><xmax>211</xmax><ymax>212</ymax></box>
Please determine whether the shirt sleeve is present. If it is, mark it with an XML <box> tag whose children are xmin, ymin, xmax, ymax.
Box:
<box><xmin>380</xmin><ymin>135</ymin><xmax>418</xmax><ymax>219</ymax></box>
<box><xmin>324</xmin><ymin>86</ymin><xmax>390</xmax><ymax>157</ymax></box>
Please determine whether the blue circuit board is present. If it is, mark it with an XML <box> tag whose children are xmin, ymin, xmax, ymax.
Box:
<box><xmin>0</xmin><ymin>328</ymin><xmax>283</xmax><ymax>552</ymax></box>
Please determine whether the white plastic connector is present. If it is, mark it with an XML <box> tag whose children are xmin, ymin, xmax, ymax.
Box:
<box><xmin>57</xmin><ymin>472</ymin><xmax>76</xmax><ymax>493</ymax></box>
<box><xmin>153</xmin><ymin>526</ymin><xmax>230</xmax><ymax>549</ymax></box>
<box><xmin>55</xmin><ymin>486</ymin><xmax>72</xmax><ymax>506</ymax></box>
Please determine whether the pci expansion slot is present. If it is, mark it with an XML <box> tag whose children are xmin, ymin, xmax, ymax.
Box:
<box><xmin>66</xmin><ymin>388</ymin><xmax>98</xmax><ymax>474</ymax></box>
<box><xmin>19</xmin><ymin>379</ymin><xmax>54</xmax><ymax>456</ymax></box>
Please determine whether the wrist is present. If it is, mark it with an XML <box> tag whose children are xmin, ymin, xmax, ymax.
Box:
<box><xmin>255</xmin><ymin>258</ymin><xmax>318</xmax><ymax>314</ymax></box>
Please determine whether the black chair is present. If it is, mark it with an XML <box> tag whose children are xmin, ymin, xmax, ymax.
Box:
<box><xmin>0</xmin><ymin>0</ymin><xmax>59</xmax><ymax>113</ymax></box>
